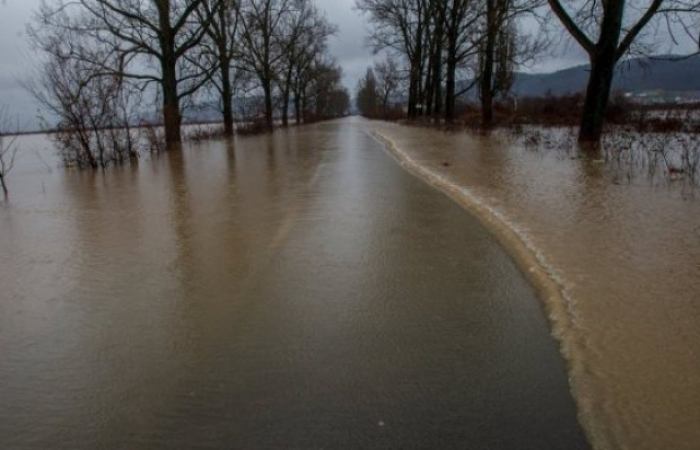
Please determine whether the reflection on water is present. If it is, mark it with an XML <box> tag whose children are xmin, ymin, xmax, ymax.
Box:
<box><xmin>373</xmin><ymin>121</ymin><xmax>700</xmax><ymax>450</ymax></box>
<box><xmin>0</xmin><ymin>120</ymin><xmax>586</xmax><ymax>449</ymax></box>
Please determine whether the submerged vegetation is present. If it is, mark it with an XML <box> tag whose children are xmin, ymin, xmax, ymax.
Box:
<box><xmin>25</xmin><ymin>0</ymin><xmax>349</xmax><ymax>164</ymax></box>
<box><xmin>0</xmin><ymin>0</ymin><xmax>697</xmax><ymax>180</ymax></box>
<box><xmin>355</xmin><ymin>0</ymin><xmax>700</xmax><ymax>146</ymax></box>
<box><xmin>502</xmin><ymin>109</ymin><xmax>700</xmax><ymax>190</ymax></box>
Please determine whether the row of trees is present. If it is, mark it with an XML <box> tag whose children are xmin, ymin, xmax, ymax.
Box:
<box><xmin>27</xmin><ymin>0</ymin><xmax>349</xmax><ymax>161</ymax></box>
<box><xmin>356</xmin><ymin>0</ymin><xmax>538</xmax><ymax>128</ymax></box>
<box><xmin>356</xmin><ymin>0</ymin><xmax>700</xmax><ymax>144</ymax></box>
<box><xmin>356</xmin><ymin>57</ymin><xmax>403</xmax><ymax>119</ymax></box>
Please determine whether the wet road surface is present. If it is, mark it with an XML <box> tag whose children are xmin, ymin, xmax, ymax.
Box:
<box><xmin>0</xmin><ymin>118</ymin><xmax>588</xmax><ymax>449</ymax></box>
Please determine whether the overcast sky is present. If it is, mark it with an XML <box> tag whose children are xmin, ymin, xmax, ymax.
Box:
<box><xmin>3</xmin><ymin>0</ymin><xmax>582</xmax><ymax>129</ymax></box>
<box><xmin>0</xmin><ymin>0</ymin><xmax>676</xmax><ymax>130</ymax></box>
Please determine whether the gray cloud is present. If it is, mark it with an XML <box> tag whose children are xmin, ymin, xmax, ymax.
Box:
<box><xmin>0</xmin><ymin>0</ymin><xmax>40</xmax><ymax>129</ymax></box>
<box><xmin>3</xmin><ymin>0</ymin><xmax>694</xmax><ymax>130</ymax></box>
<box><xmin>321</xmin><ymin>0</ymin><xmax>375</xmax><ymax>90</ymax></box>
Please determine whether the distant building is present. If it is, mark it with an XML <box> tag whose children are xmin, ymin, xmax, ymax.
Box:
<box><xmin>623</xmin><ymin>90</ymin><xmax>700</xmax><ymax>106</ymax></box>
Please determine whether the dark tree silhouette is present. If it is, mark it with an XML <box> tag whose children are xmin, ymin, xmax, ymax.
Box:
<box><xmin>31</xmin><ymin>0</ymin><xmax>222</xmax><ymax>149</ymax></box>
<box><xmin>547</xmin><ymin>0</ymin><xmax>700</xmax><ymax>144</ymax></box>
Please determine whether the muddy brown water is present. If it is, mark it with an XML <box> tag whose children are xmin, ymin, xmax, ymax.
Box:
<box><xmin>0</xmin><ymin>119</ymin><xmax>587</xmax><ymax>449</ymax></box>
<box><xmin>373</xmin><ymin>120</ymin><xmax>700</xmax><ymax>450</ymax></box>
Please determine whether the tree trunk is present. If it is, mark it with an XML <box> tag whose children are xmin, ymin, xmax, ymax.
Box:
<box><xmin>282</xmin><ymin>87</ymin><xmax>290</xmax><ymax>127</ymax></box>
<box><xmin>162</xmin><ymin>49</ymin><xmax>181</xmax><ymax>148</ymax></box>
<box><xmin>159</xmin><ymin>3</ymin><xmax>182</xmax><ymax>149</ymax></box>
<box><xmin>263</xmin><ymin>78</ymin><xmax>274</xmax><ymax>130</ymax></box>
<box><xmin>444</xmin><ymin>35</ymin><xmax>458</xmax><ymax>123</ymax></box>
<box><xmin>578</xmin><ymin>60</ymin><xmax>617</xmax><ymax>144</ymax></box>
<box><xmin>301</xmin><ymin>93</ymin><xmax>308</xmax><ymax>123</ymax></box>
<box><xmin>162</xmin><ymin>80</ymin><xmax>182</xmax><ymax>148</ymax></box>
<box><xmin>382</xmin><ymin>93</ymin><xmax>390</xmax><ymax>119</ymax></box>
<box><xmin>425</xmin><ymin>60</ymin><xmax>434</xmax><ymax>117</ymax></box>
<box><xmin>480</xmin><ymin>66</ymin><xmax>494</xmax><ymax>129</ymax></box>
<box><xmin>294</xmin><ymin>91</ymin><xmax>301</xmax><ymax>125</ymax></box>
<box><xmin>432</xmin><ymin>50</ymin><xmax>443</xmax><ymax>119</ymax></box>
<box><xmin>217</xmin><ymin>2</ymin><xmax>234</xmax><ymax>137</ymax></box>
<box><xmin>578</xmin><ymin>0</ymin><xmax>625</xmax><ymax>144</ymax></box>
<box><xmin>0</xmin><ymin>173</ymin><xmax>7</xmax><ymax>197</ymax></box>
<box><xmin>408</xmin><ymin>64</ymin><xmax>419</xmax><ymax>119</ymax></box>
<box><xmin>480</xmin><ymin>0</ymin><xmax>496</xmax><ymax>130</ymax></box>
<box><xmin>221</xmin><ymin>62</ymin><xmax>234</xmax><ymax>137</ymax></box>
<box><xmin>78</xmin><ymin>130</ymin><xmax>98</xmax><ymax>168</ymax></box>
<box><xmin>431</xmin><ymin>7</ymin><xmax>444</xmax><ymax>121</ymax></box>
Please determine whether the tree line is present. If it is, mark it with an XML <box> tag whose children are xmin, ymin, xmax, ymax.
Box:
<box><xmin>355</xmin><ymin>0</ymin><xmax>700</xmax><ymax>144</ymax></box>
<box><xmin>26</xmin><ymin>0</ymin><xmax>350</xmax><ymax>165</ymax></box>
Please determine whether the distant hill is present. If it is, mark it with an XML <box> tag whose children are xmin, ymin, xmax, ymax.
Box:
<box><xmin>457</xmin><ymin>55</ymin><xmax>700</xmax><ymax>99</ymax></box>
<box><xmin>512</xmin><ymin>55</ymin><xmax>700</xmax><ymax>97</ymax></box>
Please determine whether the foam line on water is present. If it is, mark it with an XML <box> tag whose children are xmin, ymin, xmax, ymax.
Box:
<box><xmin>370</xmin><ymin>128</ymin><xmax>607</xmax><ymax>450</ymax></box>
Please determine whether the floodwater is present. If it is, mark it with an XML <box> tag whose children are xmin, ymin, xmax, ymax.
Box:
<box><xmin>0</xmin><ymin>119</ymin><xmax>587</xmax><ymax>449</ymax></box>
<box><xmin>372</xmin><ymin>121</ymin><xmax>700</xmax><ymax>450</ymax></box>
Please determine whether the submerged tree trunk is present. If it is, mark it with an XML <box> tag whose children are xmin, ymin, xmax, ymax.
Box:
<box><xmin>162</xmin><ymin>71</ymin><xmax>182</xmax><ymax>148</ymax></box>
<box><xmin>578</xmin><ymin>59</ymin><xmax>616</xmax><ymax>144</ymax></box>
<box><xmin>545</xmin><ymin>0</ymin><xmax>629</xmax><ymax>145</ymax></box>
<box><xmin>301</xmin><ymin>92</ymin><xmax>308</xmax><ymax>123</ymax></box>
<box><xmin>221</xmin><ymin>65</ymin><xmax>234</xmax><ymax>136</ymax></box>
<box><xmin>0</xmin><ymin>173</ymin><xmax>7</xmax><ymax>197</ymax></box>
<box><xmin>158</xmin><ymin>3</ymin><xmax>182</xmax><ymax>149</ymax></box>
<box><xmin>263</xmin><ymin>78</ymin><xmax>274</xmax><ymax>130</ymax></box>
<box><xmin>578</xmin><ymin>1</ymin><xmax>624</xmax><ymax>144</ymax></box>
<box><xmin>78</xmin><ymin>130</ymin><xmax>98</xmax><ymax>168</ymax></box>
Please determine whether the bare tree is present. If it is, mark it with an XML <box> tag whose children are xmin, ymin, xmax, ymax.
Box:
<box><xmin>232</xmin><ymin>0</ymin><xmax>338</xmax><ymax>129</ymax></box>
<box><xmin>25</xmin><ymin>32</ymin><xmax>141</xmax><ymax>169</ymax></box>
<box><xmin>31</xmin><ymin>0</ymin><xmax>222</xmax><ymax>149</ymax></box>
<box><xmin>276</xmin><ymin>1</ymin><xmax>336</xmax><ymax>126</ymax></box>
<box><xmin>374</xmin><ymin>56</ymin><xmax>403</xmax><ymax>116</ymax></box>
<box><xmin>290</xmin><ymin>39</ymin><xmax>324</xmax><ymax>124</ymax></box>
<box><xmin>357</xmin><ymin>0</ymin><xmax>483</xmax><ymax>122</ymax></box>
<box><xmin>197</xmin><ymin>0</ymin><xmax>241</xmax><ymax>136</ymax></box>
<box><xmin>444</xmin><ymin>0</ymin><xmax>483</xmax><ymax>122</ymax></box>
<box><xmin>235</xmin><ymin>0</ymin><xmax>299</xmax><ymax>130</ymax></box>
<box><xmin>0</xmin><ymin>106</ymin><xmax>19</xmax><ymax>197</ymax></box>
<box><xmin>305</xmin><ymin>57</ymin><xmax>349</xmax><ymax>120</ymax></box>
<box><xmin>356</xmin><ymin>67</ymin><xmax>379</xmax><ymax>117</ymax></box>
<box><xmin>478</xmin><ymin>0</ymin><xmax>541</xmax><ymax>128</ymax></box>
<box><xmin>423</xmin><ymin>0</ymin><xmax>445</xmax><ymax>118</ymax></box>
<box><xmin>546</xmin><ymin>0</ymin><xmax>700</xmax><ymax>144</ymax></box>
<box><xmin>356</xmin><ymin>0</ymin><xmax>432</xmax><ymax>119</ymax></box>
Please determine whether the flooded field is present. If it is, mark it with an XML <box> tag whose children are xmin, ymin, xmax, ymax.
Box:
<box><xmin>0</xmin><ymin>120</ymin><xmax>587</xmax><ymax>449</ymax></box>
<box><xmin>372</xmin><ymin>121</ymin><xmax>700</xmax><ymax>450</ymax></box>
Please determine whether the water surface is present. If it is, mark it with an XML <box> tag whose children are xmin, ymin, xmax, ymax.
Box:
<box><xmin>373</xmin><ymin>120</ymin><xmax>700</xmax><ymax>450</ymax></box>
<box><xmin>0</xmin><ymin>120</ymin><xmax>586</xmax><ymax>449</ymax></box>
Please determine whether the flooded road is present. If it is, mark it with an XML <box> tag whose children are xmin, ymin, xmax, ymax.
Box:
<box><xmin>0</xmin><ymin>119</ymin><xmax>587</xmax><ymax>449</ymax></box>
<box><xmin>373</xmin><ymin>121</ymin><xmax>700</xmax><ymax>450</ymax></box>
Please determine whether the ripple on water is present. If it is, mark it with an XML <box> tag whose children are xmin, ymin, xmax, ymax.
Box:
<box><xmin>372</xmin><ymin>121</ymin><xmax>700</xmax><ymax>450</ymax></box>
